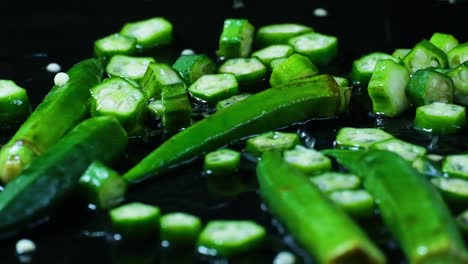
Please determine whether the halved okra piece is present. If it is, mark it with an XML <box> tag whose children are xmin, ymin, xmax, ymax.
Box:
<box><xmin>215</xmin><ymin>93</ymin><xmax>251</xmax><ymax>111</ymax></box>
<box><xmin>402</xmin><ymin>40</ymin><xmax>448</xmax><ymax>74</ymax></box>
<box><xmin>442</xmin><ymin>154</ymin><xmax>468</xmax><ymax>179</ymax></box>
<box><xmin>283</xmin><ymin>145</ymin><xmax>331</xmax><ymax>174</ymax></box>
<box><xmin>204</xmin><ymin>148</ymin><xmax>241</xmax><ymax>175</ymax></box>
<box><xmin>172</xmin><ymin>54</ymin><xmax>216</xmax><ymax>85</ymax></box>
<box><xmin>351</xmin><ymin>52</ymin><xmax>399</xmax><ymax>84</ymax></box>
<box><xmin>288</xmin><ymin>32</ymin><xmax>338</xmax><ymax>66</ymax></box>
<box><xmin>197</xmin><ymin>220</ymin><xmax>266</xmax><ymax>257</ymax></box>
<box><xmin>0</xmin><ymin>80</ymin><xmax>30</xmax><ymax>124</ymax></box>
<box><xmin>370</xmin><ymin>138</ymin><xmax>426</xmax><ymax>162</ymax></box>
<box><xmin>146</xmin><ymin>99</ymin><xmax>164</xmax><ymax>119</ymax></box>
<box><xmin>251</xmin><ymin>44</ymin><xmax>294</xmax><ymax>66</ymax></box>
<box><xmin>448</xmin><ymin>62</ymin><xmax>468</xmax><ymax>105</ymax></box>
<box><xmin>246</xmin><ymin>131</ymin><xmax>299</xmax><ymax>156</ymax></box>
<box><xmin>140</xmin><ymin>62</ymin><xmax>184</xmax><ymax>98</ymax></box>
<box><xmin>368</xmin><ymin>59</ymin><xmax>410</xmax><ymax>117</ymax></box>
<box><xmin>431</xmin><ymin>177</ymin><xmax>468</xmax><ymax>204</ymax></box>
<box><xmin>106</xmin><ymin>55</ymin><xmax>155</xmax><ymax>81</ymax></box>
<box><xmin>218</xmin><ymin>58</ymin><xmax>267</xmax><ymax>86</ymax></box>
<box><xmin>310</xmin><ymin>172</ymin><xmax>361</xmax><ymax>192</ymax></box>
<box><xmin>160</xmin><ymin>212</ymin><xmax>202</xmax><ymax>247</ymax></box>
<box><xmin>90</xmin><ymin>77</ymin><xmax>146</xmax><ymax>130</ymax></box>
<box><xmin>255</xmin><ymin>23</ymin><xmax>313</xmax><ymax>47</ymax></box>
<box><xmin>120</xmin><ymin>17</ymin><xmax>173</xmax><ymax>49</ymax></box>
<box><xmin>161</xmin><ymin>82</ymin><xmax>191</xmax><ymax>133</ymax></box>
<box><xmin>217</xmin><ymin>19</ymin><xmax>255</xmax><ymax>59</ymax></box>
<box><xmin>392</xmin><ymin>49</ymin><xmax>410</xmax><ymax>60</ymax></box>
<box><xmin>270</xmin><ymin>58</ymin><xmax>288</xmax><ymax>70</ymax></box>
<box><xmin>414</xmin><ymin>102</ymin><xmax>466</xmax><ymax>134</ymax></box>
<box><xmin>447</xmin><ymin>43</ymin><xmax>468</xmax><ymax>68</ymax></box>
<box><xmin>188</xmin><ymin>74</ymin><xmax>238</xmax><ymax>104</ymax></box>
<box><xmin>429</xmin><ymin>32</ymin><xmax>459</xmax><ymax>53</ymax></box>
<box><xmin>94</xmin><ymin>33</ymin><xmax>137</xmax><ymax>57</ymax></box>
<box><xmin>269</xmin><ymin>54</ymin><xmax>318</xmax><ymax>87</ymax></box>
<box><xmin>406</xmin><ymin>69</ymin><xmax>454</xmax><ymax>106</ymax></box>
<box><xmin>335</xmin><ymin>127</ymin><xmax>394</xmax><ymax>149</ymax></box>
<box><xmin>109</xmin><ymin>202</ymin><xmax>161</xmax><ymax>239</ymax></box>
<box><xmin>78</xmin><ymin>161</ymin><xmax>127</xmax><ymax>209</ymax></box>
<box><xmin>328</xmin><ymin>190</ymin><xmax>375</xmax><ymax>218</ymax></box>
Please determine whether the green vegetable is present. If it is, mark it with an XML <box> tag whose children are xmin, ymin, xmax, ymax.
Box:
<box><xmin>0</xmin><ymin>116</ymin><xmax>127</xmax><ymax>231</ymax></box>
<box><xmin>245</xmin><ymin>131</ymin><xmax>299</xmax><ymax>156</ymax></box>
<box><xmin>215</xmin><ymin>93</ymin><xmax>251</xmax><ymax>111</ymax></box>
<box><xmin>218</xmin><ymin>58</ymin><xmax>267</xmax><ymax>86</ymax></box>
<box><xmin>335</xmin><ymin>127</ymin><xmax>394</xmax><ymax>149</ymax></box>
<box><xmin>94</xmin><ymin>33</ymin><xmax>137</xmax><ymax>57</ymax></box>
<box><xmin>323</xmin><ymin>149</ymin><xmax>468</xmax><ymax>264</ymax></box>
<box><xmin>310</xmin><ymin>172</ymin><xmax>361</xmax><ymax>192</ymax></box>
<box><xmin>0</xmin><ymin>80</ymin><xmax>30</xmax><ymax>125</ymax></box>
<box><xmin>160</xmin><ymin>212</ymin><xmax>202</xmax><ymax>247</ymax></box>
<box><xmin>448</xmin><ymin>61</ymin><xmax>468</xmax><ymax>105</ymax></box>
<box><xmin>106</xmin><ymin>55</ymin><xmax>155</xmax><ymax>81</ymax></box>
<box><xmin>172</xmin><ymin>54</ymin><xmax>216</xmax><ymax>85</ymax></box>
<box><xmin>351</xmin><ymin>52</ymin><xmax>399</xmax><ymax>84</ymax></box>
<box><xmin>457</xmin><ymin>210</ymin><xmax>468</xmax><ymax>235</ymax></box>
<box><xmin>197</xmin><ymin>220</ymin><xmax>266</xmax><ymax>257</ymax></box>
<box><xmin>406</xmin><ymin>69</ymin><xmax>454</xmax><ymax>106</ymax></box>
<box><xmin>447</xmin><ymin>42</ymin><xmax>468</xmax><ymax>68</ymax></box>
<box><xmin>204</xmin><ymin>148</ymin><xmax>241</xmax><ymax>175</ymax></box>
<box><xmin>255</xmin><ymin>23</ymin><xmax>313</xmax><ymax>47</ymax></box>
<box><xmin>110</xmin><ymin>202</ymin><xmax>160</xmax><ymax>239</ymax></box>
<box><xmin>123</xmin><ymin>74</ymin><xmax>343</xmax><ymax>183</ymax></box>
<box><xmin>146</xmin><ymin>99</ymin><xmax>164</xmax><ymax>119</ymax></box>
<box><xmin>140</xmin><ymin>62</ymin><xmax>184</xmax><ymax>98</ymax></box>
<box><xmin>217</xmin><ymin>19</ymin><xmax>254</xmax><ymax>59</ymax></box>
<box><xmin>370</xmin><ymin>138</ymin><xmax>426</xmax><ymax>161</ymax></box>
<box><xmin>402</xmin><ymin>40</ymin><xmax>448</xmax><ymax>74</ymax></box>
<box><xmin>288</xmin><ymin>32</ymin><xmax>338</xmax><ymax>66</ymax></box>
<box><xmin>0</xmin><ymin>59</ymin><xmax>103</xmax><ymax>183</ymax></box>
<box><xmin>283</xmin><ymin>145</ymin><xmax>331</xmax><ymax>174</ymax></box>
<box><xmin>269</xmin><ymin>58</ymin><xmax>287</xmax><ymax>70</ymax></box>
<box><xmin>332</xmin><ymin>76</ymin><xmax>349</xmax><ymax>87</ymax></box>
<box><xmin>269</xmin><ymin>54</ymin><xmax>319</xmax><ymax>87</ymax></box>
<box><xmin>251</xmin><ymin>44</ymin><xmax>294</xmax><ymax>66</ymax></box>
<box><xmin>161</xmin><ymin>83</ymin><xmax>191</xmax><ymax>133</ymax></box>
<box><xmin>328</xmin><ymin>190</ymin><xmax>375</xmax><ymax>218</ymax></box>
<box><xmin>414</xmin><ymin>102</ymin><xmax>466</xmax><ymax>134</ymax></box>
<box><xmin>429</xmin><ymin>32</ymin><xmax>459</xmax><ymax>53</ymax></box>
<box><xmin>391</xmin><ymin>49</ymin><xmax>410</xmax><ymax>60</ymax></box>
<box><xmin>443</xmin><ymin>154</ymin><xmax>468</xmax><ymax>179</ymax></box>
<box><xmin>188</xmin><ymin>74</ymin><xmax>239</xmax><ymax>104</ymax></box>
<box><xmin>257</xmin><ymin>151</ymin><xmax>386</xmax><ymax>264</ymax></box>
<box><xmin>78</xmin><ymin>161</ymin><xmax>127</xmax><ymax>209</ymax></box>
<box><xmin>120</xmin><ymin>17</ymin><xmax>173</xmax><ymax>49</ymax></box>
<box><xmin>431</xmin><ymin>177</ymin><xmax>468</xmax><ymax>204</ymax></box>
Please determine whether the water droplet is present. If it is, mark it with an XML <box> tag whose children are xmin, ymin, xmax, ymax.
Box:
<box><xmin>313</xmin><ymin>8</ymin><xmax>328</xmax><ymax>18</ymax></box>
<box><xmin>46</xmin><ymin>63</ymin><xmax>61</xmax><ymax>73</ymax></box>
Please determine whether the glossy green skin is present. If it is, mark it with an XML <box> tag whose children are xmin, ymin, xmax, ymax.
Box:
<box><xmin>0</xmin><ymin>59</ymin><xmax>103</xmax><ymax>183</ymax></box>
<box><xmin>402</xmin><ymin>40</ymin><xmax>448</xmax><ymax>74</ymax></box>
<box><xmin>124</xmin><ymin>75</ymin><xmax>342</xmax><ymax>183</ymax></box>
<box><xmin>447</xmin><ymin>43</ymin><xmax>468</xmax><ymax>68</ymax></box>
<box><xmin>257</xmin><ymin>152</ymin><xmax>386</xmax><ymax>264</ymax></box>
<box><xmin>216</xmin><ymin>19</ymin><xmax>254</xmax><ymax>59</ymax></box>
<box><xmin>448</xmin><ymin>61</ymin><xmax>468</xmax><ymax>105</ymax></box>
<box><xmin>160</xmin><ymin>212</ymin><xmax>202</xmax><ymax>247</ymax></box>
<box><xmin>141</xmin><ymin>62</ymin><xmax>183</xmax><ymax>98</ymax></box>
<box><xmin>161</xmin><ymin>82</ymin><xmax>191</xmax><ymax>133</ymax></box>
<box><xmin>429</xmin><ymin>33</ymin><xmax>459</xmax><ymax>54</ymax></box>
<box><xmin>110</xmin><ymin>202</ymin><xmax>160</xmax><ymax>239</ymax></box>
<box><xmin>351</xmin><ymin>52</ymin><xmax>399</xmax><ymax>84</ymax></box>
<box><xmin>414</xmin><ymin>102</ymin><xmax>466</xmax><ymax>134</ymax></box>
<box><xmin>0</xmin><ymin>80</ymin><xmax>30</xmax><ymax>125</ymax></box>
<box><xmin>323</xmin><ymin>149</ymin><xmax>468</xmax><ymax>264</ymax></box>
<box><xmin>288</xmin><ymin>32</ymin><xmax>338</xmax><ymax>66</ymax></box>
<box><xmin>93</xmin><ymin>33</ymin><xmax>137</xmax><ymax>58</ymax></box>
<box><xmin>255</xmin><ymin>23</ymin><xmax>313</xmax><ymax>47</ymax></box>
<box><xmin>270</xmin><ymin>54</ymin><xmax>319</xmax><ymax>87</ymax></box>
<box><xmin>172</xmin><ymin>54</ymin><xmax>216</xmax><ymax>85</ymax></box>
<box><xmin>0</xmin><ymin>116</ymin><xmax>127</xmax><ymax>232</ymax></box>
<box><xmin>406</xmin><ymin>69</ymin><xmax>454</xmax><ymax>106</ymax></box>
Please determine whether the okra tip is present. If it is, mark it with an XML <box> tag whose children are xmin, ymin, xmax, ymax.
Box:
<box><xmin>0</xmin><ymin>141</ymin><xmax>38</xmax><ymax>183</ymax></box>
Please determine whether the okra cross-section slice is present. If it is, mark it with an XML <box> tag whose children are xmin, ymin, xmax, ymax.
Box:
<box><xmin>217</xmin><ymin>19</ymin><xmax>254</xmax><ymax>59</ymax></box>
<box><xmin>141</xmin><ymin>62</ymin><xmax>183</xmax><ymax>98</ymax></box>
<box><xmin>414</xmin><ymin>102</ymin><xmax>466</xmax><ymax>134</ymax></box>
<box><xmin>218</xmin><ymin>58</ymin><xmax>267</xmax><ymax>86</ymax></box>
<box><xmin>78</xmin><ymin>161</ymin><xmax>127</xmax><ymax>209</ymax></box>
<box><xmin>328</xmin><ymin>190</ymin><xmax>375</xmax><ymax>218</ymax></box>
<box><xmin>431</xmin><ymin>177</ymin><xmax>468</xmax><ymax>204</ymax></box>
<box><xmin>370</xmin><ymin>138</ymin><xmax>426</xmax><ymax>162</ymax></box>
<box><xmin>197</xmin><ymin>221</ymin><xmax>265</xmax><ymax>257</ymax></box>
<box><xmin>251</xmin><ymin>44</ymin><xmax>294</xmax><ymax>66</ymax></box>
<box><xmin>429</xmin><ymin>32</ymin><xmax>459</xmax><ymax>53</ymax></box>
<box><xmin>109</xmin><ymin>202</ymin><xmax>161</xmax><ymax>239</ymax></box>
<box><xmin>351</xmin><ymin>52</ymin><xmax>400</xmax><ymax>84</ymax></box>
<box><xmin>94</xmin><ymin>33</ymin><xmax>137</xmax><ymax>57</ymax></box>
<box><xmin>288</xmin><ymin>32</ymin><xmax>338</xmax><ymax>66</ymax></box>
<box><xmin>310</xmin><ymin>172</ymin><xmax>361</xmax><ymax>192</ymax></box>
<box><xmin>283</xmin><ymin>145</ymin><xmax>331</xmax><ymax>174</ymax></box>
<box><xmin>448</xmin><ymin>62</ymin><xmax>468</xmax><ymax>105</ymax></box>
<box><xmin>172</xmin><ymin>54</ymin><xmax>216</xmax><ymax>85</ymax></box>
<box><xmin>402</xmin><ymin>40</ymin><xmax>448</xmax><ymax>74</ymax></box>
<box><xmin>335</xmin><ymin>127</ymin><xmax>394</xmax><ymax>149</ymax></box>
<box><xmin>442</xmin><ymin>154</ymin><xmax>468</xmax><ymax>180</ymax></box>
<box><xmin>246</xmin><ymin>131</ymin><xmax>299</xmax><ymax>156</ymax></box>
<box><xmin>204</xmin><ymin>148</ymin><xmax>241</xmax><ymax>175</ymax></box>
<box><xmin>269</xmin><ymin>54</ymin><xmax>318</xmax><ymax>87</ymax></box>
<box><xmin>255</xmin><ymin>23</ymin><xmax>313</xmax><ymax>47</ymax></box>
<box><xmin>160</xmin><ymin>212</ymin><xmax>202</xmax><ymax>247</ymax></box>
<box><xmin>120</xmin><ymin>17</ymin><xmax>173</xmax><ymax>49</ymax></box>
<box><xmin>447</xmin><ymin>43</ymin><xmax>468</xmax><ymax>68</ymax></box>
<box><xmin>188</xmin><ymin>74</ymin><xmax>238</xmax><ymax>104</ymax></box>
<box><xmin>368</xmin><ymin>59</ymin><xmax>410</xmax><ymax>117</ymax></box>
<box><xmin>147</xmin><ymin>99</ymin><xmax>164</xmax><ymax>119</ymax></box>
<box><xmin>106</xmin><ymin>55</ymin><xmax>155</xmax><ymax>81</ymax></box>
<box><xmin>90</xmin><ymin>77</ymin><xmax>145</xmax><ymax>130</ymax></box>
<box><xmin>215</xmin><ymin>93</ymin><xmax>251</xmax><ymax>111</ymax></box>
<box><xmin>161</xmin><ymin>82</ymin><xmax>191</xmax><ymax>133</ymax></box>
<box><xmin>406</xmin><ymin>69</ymin><xmax>454</xmax><ymax>106</ymax></box>
<box><xmin>392</xmin><ymin>49</ymin><xmax>411</xmax><ymax>60</ymax></box>
<box><xmin>0</xmin><ymin>80</ymin><xmax>30</xmax><ymax>124</ymax></box>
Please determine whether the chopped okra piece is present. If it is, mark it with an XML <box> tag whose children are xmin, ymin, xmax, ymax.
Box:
<box><xmin>288</xmin><ymin>32</ymin><xmax>338</xmax><ymax>66</ymax></box>
<box><xmin>256</xmin><ymin>23</ymin><xmax>313</xmax><ymax>47</ymax></box>
<box><xmin>429</xmin><ymin>32</ymin><xmax>459</xmax><ymax>53</ymax></box>
<box><xmin>109</xmin><ymin>202</ymin><xmax>161</xmax><ymax>238</ymax></box>
<box><xmin>90</xmin><ymin>77</ymin><xmax>146</xmax><ymax>130</ymax></box>
<box><xmin>328</xmin><ymin>190</ymin><xmax>375</xmax><ymax>218</ymax></box>
<box><xmin>310</xmin><ymin>172</ymin><xmax>361</xmax><ymax>192</ymax></box>
<box><xmin>431</xmin><ymin>177</ymin><xmax>468</xmax><ymax>204</ymax></box>
<box><xmin>332</xmin><ymin>76</ymin><xmax>349</xmax><ymax>88</ymax></box>
<box><xmin>370</xmin><ymin>138</ymin><xmax>426</xmax><ymax>162</ymax></box>
<box><xmin>172</xmin><ymin>54</ymin><xmax>216</xmax><ymax>85</ymax></box>
<box><xmin>204</xmin><ymin>148</ymin><xmax>241</xmax><ymax>175</ymax></box>
<box><xmin>456</xmin><ymin>210</ymin><xmax>468</xmax><ymax>235</ymax></box>
<box><xmin>284</xmin><ymin>145</ymin><xmax>331</xmax><ymax>174</ymax></box>
<box><xmin>160</xmin><ymin>212</ymin><xmax>202</xmax><ymax>247</ymax></box>
<box><xmin>337</xmin><ymin>86</ymin><xmax>352</xmax><ymax>114</ymax></box>
<box><xmin>442</xmin><ymin>154</ymin><xmax>468</xmax><ymax>180</ymax></box>
<box><xmin>368</xmin><ymin>59</ymin><xmax>410</xmax><ymax>117</ymax></box>
<box><xmin>414</xmin><ymin>102</ymin><xmax>466</xmax><ymax>134</ymax></box>
<box><xmin>94</xmin><ymin>33</ymin><xmax>137</xmax><ymax>57</ymax></box>
<box><xmin>78</xmin><ymin>161</ymin><xmax>127</xmax><ymax>209</ymax></box>
<box><xmin>351</xmin><ymin>52</ymin><xmax>400</xmax><ymax>84</ymax></box>
<box><xmin>448</xmin><ymin>62</ymin><xmax>468</xmax><ymax>105</ymax></box>
<box><xmin>188</xmin><ymin>74</ymin><xmax>238</xmax><ymax>104</ymax></box>
<box><xmin>215</xmin><ymin>93</ymin><xmax>251</xmax><ymax>111</ymax></box>
<box><xmin>161</xmin><ymin>83</ymin><xmax>191</xmax><ymax>133</ymax></box>
<box><xmin>217</xmin><ymin>19</ymin><xmax>255</xmax><ymax>59</ymax></box>
<box><xmin>392</xmin><ymin>49</ymin><xmax>411</xmax><ymax>60</ymax></box>
<box><xmin>402</xmin><ymin>40</ymin><xmax>448</xmax><ymax>74</ymax></box>
<box><xmin>120</xmin><ymin>17</ymin><xmax>173</xmax><ymax>49</ymax></box>
<box><xmin>447</xmin><ymin>43</ymin><xmax>468</xmax><ymax>68</ymax></box>
<box><xmin>270</xmin><ymin>54</ymin><xmax>318</xmax><ymax>87</ymax></box>
<box><xmin>246</xmin><ymin>131</ymin><xmax>299</xmax><ymax>156</ymax></box>
<box><xmin>270</xmin><ymin>58</ymin><xmax>288</xmax><ymax>70</ymax></box>
<box><xmin>141</xmin><ymin>62</ymin><xmax>184</xmax><ymax>98</ymax></box>
<box><xmin>106</xmin><ymin>55</ymin><xmax>155</xmax><ymax>81</ymax></box>
<box><xmin>335</xmin><ymin>127</ymin><xmax>394</xmax><ymax>149</ymax></box>
<box><xmin>218</xmin><ymin>58</ymin><xmax>267</xmax><ymax>85</ymax></box>
<box><xmin>197</xmin><ymin>220</ymin><xmax>266</xmax><ymax>257</ymax></box>
<box><xmin>406</xmin><ymin>69</ymin><xmax>454</xmax><ymax>106</ymax></box>
<box><xmin>147</xmin><ymin>99</ymin><xmax>164</xmax><ymax>119</ymax></box>
<box><xmin>0</xmin><ymin>80</ymin><xmax>30</xmax><ymax>124</ymax></box>
<box><xmin>252</xmin><ymin>44</ymin><xmax>294</xmax><ymax>66</ymax></box>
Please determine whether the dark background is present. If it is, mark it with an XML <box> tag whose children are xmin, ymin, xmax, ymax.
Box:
<box><xmin>0</xmin><ymin>0</ymin><xmax>467</xmax><ymax>263</ymax></box>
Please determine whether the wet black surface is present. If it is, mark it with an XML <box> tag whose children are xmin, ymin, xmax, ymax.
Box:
<box><xmin>0</xmin><ymin>0</ymin><xmax>467</xmax><ymax>263</ymax></box>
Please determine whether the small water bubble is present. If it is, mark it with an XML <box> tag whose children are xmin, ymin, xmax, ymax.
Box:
<box><xmin>46</xmin><ymin>63</ymin><xmax>61</xmax><ymax>73</ymax></box>
<box><xmin>313</xmin><ymin>8</ymin><xmax>328</xmax><ymax>17</ymax></box>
